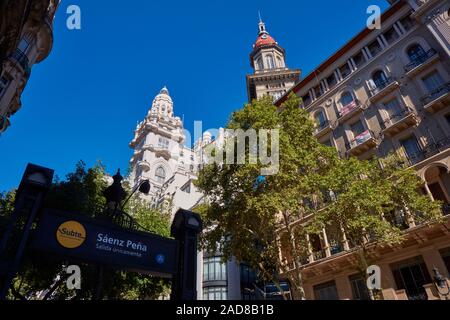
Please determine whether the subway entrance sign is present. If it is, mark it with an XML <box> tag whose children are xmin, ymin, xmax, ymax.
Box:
<box><xmin>0</xmin><ymin>163</ymin><xmax>202</xmax><ymax>300</ymax></box>
<box><xmin>32</xmin><ymin>209</ymin><xmax>179</xmax><ymax>277</ymax></box>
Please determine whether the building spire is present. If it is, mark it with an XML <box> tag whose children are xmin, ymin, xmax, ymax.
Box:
<box><xmin>258</xmin><ymin>12</ymin><xmax>268</xmax><ymax>35</ymax></box>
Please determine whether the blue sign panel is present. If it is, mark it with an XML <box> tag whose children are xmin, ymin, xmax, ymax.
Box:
<box><xmin>31</xmin><ymin>209</ymin><xmax>179</xmax><ymax>278</ymax></box>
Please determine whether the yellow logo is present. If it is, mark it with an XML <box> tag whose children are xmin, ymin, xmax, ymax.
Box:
<box><xmin>56</xmin><ymin>221</ymin><xmax>86</xmax><ymax>249</ymax></box>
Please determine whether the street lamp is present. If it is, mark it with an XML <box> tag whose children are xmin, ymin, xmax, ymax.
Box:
<box><xmin>433</xmin><ymin>267</ymin><xmax>450</xmax><ymax>300</ymax></box>
<box><xmin>120</xmin><ymin>179</ymin><xmax>151</xmax><ymax>210</ymax></box>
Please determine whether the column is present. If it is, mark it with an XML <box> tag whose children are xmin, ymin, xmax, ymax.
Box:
<box><xmin>306</xmin><ymin>234</ymin><xmax>314</xmax><ymax>263</ymax></box>
<box><xmin>322</xmin><ymin>229</ymin><xmax>331</xmax><ymax>258</ymax></box>
<box><xmin>341</xmin><ymin>225</ymin><xmax>350</xmax><ymax>251</ymax></box>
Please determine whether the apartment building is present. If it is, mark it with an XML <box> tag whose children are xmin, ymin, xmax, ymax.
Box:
<box><xmin>275</xmin><ymin>0</ymin><xmax>450</xmax><ymax>300</ymax></box>
<box><xmin>0</xmin><ymin>0</ymin><xmax>59</xmax><ymax>134</ymax></box>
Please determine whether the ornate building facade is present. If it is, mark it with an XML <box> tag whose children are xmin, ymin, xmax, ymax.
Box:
<box><xmin>0</xmin><ymin>0</ymin><xmax>60</xmax><ymax>134</ymax></box>
<box><xmin>275</xmin><ymin>0</ymin><xmax>450</xmax><ymax>300</ymax></box>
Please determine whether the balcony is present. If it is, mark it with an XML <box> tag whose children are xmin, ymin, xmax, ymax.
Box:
<box><xmin>381</xmin><ymin>108</ymin><xmax>419</xmax><ymax>138</ymax></box>
<box><xmin>404</xmin><ymin>49</ymin><xmax>439</xmax><ymax>76</ymax></box>
<box><xmin>420</xmin><ymin>82</ymin><xmax>450</xmax><ymax>113</ymax></box>
<box><xmin>9</xmin><ymin>49</ymin><xmax>31</xmax><ymax>77</ymax></box>
<box><xmin>369</xmin><ymin>77</ymin><xmax>399</xmax><ymax>103</ymax></box>
<box><xmin>346</xmin><ymin>130</ymin><xmax>377</xmax><ymax>157</ymax></box>
<box><xmin>314</xmin><ymin>120</ymin><xmax>333</xmax><ymax>138</ymax></box>
<box><xmin>312</xmin><ymin>250</ymin><xmax>326</xmax><ymax>262</ymax></box>
<box><xmin>403</xmin><ymin>136</ymin><xmax>450</xmax><ymax>166</ymax></box>
<box><xmin>338</xmin><ymin>100</ymin><xmax>363</xmax><ymax>123</ymax></box>
<box><xmin>137</xmin><ymin>160</ymin><xmax>151</xmax><ymax>172</ymax></box>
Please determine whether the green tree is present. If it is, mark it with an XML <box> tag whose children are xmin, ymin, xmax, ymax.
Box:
<box><xmin>308</xmin><ymin>154</ymin><xmax>443</xmax><ymax>300</ymax></box>
<box><xmin>195</xmin><ymin>94</ymin><xmax>444</xmax><ymax>300</ymax></box>
<box><xmin>0</xmin><ymin>161</ymin><xmax>171</xmax><ymax>300</ymax></box>
<box><xmin>195</xmin><ymin>94</ymin><xmax>339</xmax><ymax>300</ymax></box>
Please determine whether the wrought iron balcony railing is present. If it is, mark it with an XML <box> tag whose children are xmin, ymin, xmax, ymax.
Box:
<box><xmin>404</xmin><ymin>49</ymin><xmax>437</xmax><ymax>73</ymax></box>
<box><xmin>371</xmin><ymin>77</ymin><xmax>397</xmax><ymax>96</ymax></box>
<box><xmin>347</xmin><ymin>130</ymin><xmax>375</xmax><ymax>150</ymax></box>
<box><xmin>404</xmin><ymin>136</ymin><xmax>450</xmax><ymax>166</ymax></box>
<box><xmin>9</xmin><ymin>49</ymin><xmax>31</xmax><ymax>77</ymax></box>
<box><xmin>381</xmin><ymin>107</ymin><xmax>414</xmax><ymax>129</ymax></box>
<box><xmin>420</xmin><ymin>82</ymin><xmax>450</xmax><ymax>106</ymax></box>
<box><xmin>314</xmin><ymin>120</ymin><xmax>331</xmax><ymax>135</ymax></box>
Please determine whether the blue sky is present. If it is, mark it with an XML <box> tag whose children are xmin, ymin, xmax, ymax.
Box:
<box><xmin>0</xmin><ymin>0</ymin><xmax>389</xmax><ymax>191</ymax></box>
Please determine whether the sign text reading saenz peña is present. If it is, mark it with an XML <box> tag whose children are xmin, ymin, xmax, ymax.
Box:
<box><xmin>32</xmin><ymin>209</ymin><xmax>179</xmax><ymax>277</ymax></box>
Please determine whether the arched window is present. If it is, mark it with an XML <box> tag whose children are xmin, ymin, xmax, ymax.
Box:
<box><xmin>266</xmin><ymin>55</ymin><xmax>275</xmax><ymax>69</ymax></box>
<box><xmin>155</xmin><ymin>166</ymin><xmax>166</xmax><ymax>183</ymax></box>
<box><xmin>256</xmin><ymin>58</ymin><xmax>263</xmax><ymax>70</ymax></box>
<box><xmin>340</xmin><ymin>91</ymin><xmax>355</xmax><ymax>107</ymax></box>
<box><xmin>314</xmin><ymin>110</ymin><xmax>327</xmax><ymax>128</ymax></box>
<box><xmin>407</xmin><ymin>44</ymin><xmax>426</xmax><ymax>62</ymax></box>
<box><xmin>277</xmin><ymin>56</ymin><xmax>283</xmax><ymax>68</ymax></box>
<box><xmin>372</xmin><ymin>70</ymin><xmax>388</xmax><ymax>88</ymax></box>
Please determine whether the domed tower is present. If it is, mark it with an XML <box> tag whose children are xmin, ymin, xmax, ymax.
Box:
<box><xmin>246</xmin><ymin>18</ymin><xmax>301</xmax><ymax>102</ymax></box>
<box><xmin>129</xmin><ymin>87</ymin><xmax>196</xmax><ymax>204</ymax></box>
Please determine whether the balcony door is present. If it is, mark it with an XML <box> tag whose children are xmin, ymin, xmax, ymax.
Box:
<box><xmin>314</xmin><ymin>281</ymin><xmax>339</xmax><ymax>300</ymax></box>
<box><xmin>400</xmin><ymin>136</ymin><xmax>422</xmax><ymax>163</ymax></box>
<box><xmin>384</xmin><ymin>99</ymin><xmax>402</xmax><ymax>118</ymax></box>
<box><xmin>422</xmin><ymin>71</ymin><xmax>444</xmax><ymax>92</ymax></box>
<box><xmin>391</xmin><ymin>257</ymin><xmax>432</xmax><ymax>300</ymax></box>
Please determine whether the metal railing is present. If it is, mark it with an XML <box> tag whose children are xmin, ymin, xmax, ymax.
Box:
<box><xmin>371</xmin><ymin>77</ymin><xmax>396</xmax><ymax>96</ymax></box>
<box><xmin>381</xmin><ymin>107</ymin><xmax>414</xmax><ymax>129</ymax></box>
<box><xmin>314</xmin><ymin>120</ymin><xmax>330</xmax><ymax>134</ymax></box>
<box><xmin>404</xmin><ymin>136</ymin><xmax>450</xmax><ymax>166</ymax></box>
<box><xmin>346</xmin><ymin>130</ymin><xmax>375</xmax><ymax>150</ymax></box>
<box><xmin>404</xmin><ymin>49</ymin><xmax>437</xmax><ymax>72</ymax></box>
<box><xmin>420</xmin><ymin>82</ymin><xmax>450</xmax><ymax>106</ymax></box>
<box><xmin>313</xmin><ymin>249</ymin><xmax>326</xmax><ymax>261</ymax></box>
<box><xmin>9</xmin><ymin>49</ymin><xmax>31</xmax><ymax>77</ymax></box>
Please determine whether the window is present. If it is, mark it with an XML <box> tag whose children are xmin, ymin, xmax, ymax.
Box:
<box><xmin>440</xmin><ymin>248</ymin><xmax>450</xmax><ymax>275</ymax></box>
<box><xmin>349</xmin><ymin>274</ymin><xmax>370</xmax><ymax>300</ymax></box>
<box><xmin>339</xmin><ymin>62</ymin><xmax>352</xmax><ymax>79</ymax></box>
<box><xmin>352</xmin><ymin>51</ymin><xmax>366</xmax><ymax>69</ymax></box>
<box><xmin>0</xmin><ymin>77</ymin><xmax>9</xmax><ymax>96</ymax></box>
<box><xmin>276</xmin><ymin>56</ymin><xmax>283</xmax><ymax>68</ymax></box>
<box><xmin>314</xmin><ymin>281</ymin><xmax>339</xmax><ymax>300</ymax></box>
<box><xmin>314</xmin><ymin>110</ymin><xmax>327</xmax><ymax>128</ymax></box>
<box><xmin>407</xmin><ymin>44</ymin><xmax>426</xmax><ymax>63</ymax></box>
<box><xmin>155</xmin><ymin>166</ymin><xmax>166</xmax><ymax>183</ymax></box>
<box><xmin>302</xmin><ymin>93</ymin><xmax>312</xmax><ymax>107</ymax></box>
<box><xmin>340</xmin><ymin>91</ymin><xmax>355</xmax><ymax>107</ymax></box>
<box><xmin>383</xmin><ymin>26</ymin><xmax>400</xmax><ymax>45</ymax></box>
<box><xmin>203</xmin><ymin>257</ymin><xmax>227</xmax><ymax>282</ymax></box>
<box><xmin>372</xmin><ymin>70</ymin><xmax>388</xmax><ymax>89</ymax></box>
<box><xmin>266</xmin><ymin>55</ymin><xmax>275</xmax><ymax>69</ymax></box>
<box><xmin>391</xmin><ymin>256</ymin><xmax>432</xmax><ymax>300</ymax></box>
<box><xmin>367</xmin><ymin>39</ymin><xmax>383</xmax><ymax>57</ymax></box>
<box><xmin>422</xmin><ymin>71</ymin><xmax>444</xmax><ymax>92</ymax></box>
<box><xmin>181</xmin><ymin>182</ymin><xmax>191</xmax><ymax>193</ymax></box>
<box><xmin>400</xmin><ymin>15</ymin><xmax>415</xmax><ymax>32</ymax></box>
<box><xmin>313</xmin><ymin>84</ymin><xmax>323</xmax><ymax>99</ymax></box>
<box><xmin>384</xmin><ymin>99</ymin><xmax>402</xmax><ymax>118</ymax></box>
<box><xmin>203</xmin><ymin>286</ymin><xmax>227</xmax><ymax>300</ymax></box>
<box><xmin>323</xmin><ymin>139</ymin><xmax>333</xmax><ymax>148</ymax></box>
<box><xmin>351</xmin><ymin>120</ymin><xmax>365</xmax><ymax>138</ymax></box>
<box><xmin>445</xmin><ymin>113</ymin><xmax>450</xmax><ymax>126</ymax></box>
<box><xmin>158</xmin><ymin>137</ymin><xmax>169</xmax><ymax>150</ymax></box>
<box><xmin>401</xmin><ymin>136</ymin><xmax>422</xmax><ymax>163</ymax></box>
<box><xmin>256</xmin><ymin>57</ymin><xmax>263</xmax><ymax>70</ymax></box>
<box><xmin>17</xmin><ymin>39</ymin><xmax>30</xmax><ymax>53</ymax></box>
<box><xmin>326</xmin><ymin>73</ymin><xmax>338</xmax><ymax>88</ymax></box>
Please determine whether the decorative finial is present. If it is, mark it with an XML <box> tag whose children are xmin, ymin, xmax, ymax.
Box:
<box><xmin>258</xmin><ymin>10</ymin><xmax>262</xmax><ymax>23</ymax></box>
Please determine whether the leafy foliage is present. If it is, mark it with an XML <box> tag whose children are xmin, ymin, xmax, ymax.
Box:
<box><xmin>195</xmin><ymin>94</ymin><xmax>443</xmax><ymax>300</ymax></box>
<box><xmin>0</xmin><ymin>161</ymin><xmax>171</xmax><ymax>300</ymax></box>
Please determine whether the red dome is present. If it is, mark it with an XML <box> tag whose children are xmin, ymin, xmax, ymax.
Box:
<box><xmin>254</xmin><ymin>33</ymin><xmax>276</xmax><ymax>48</ymax></box>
